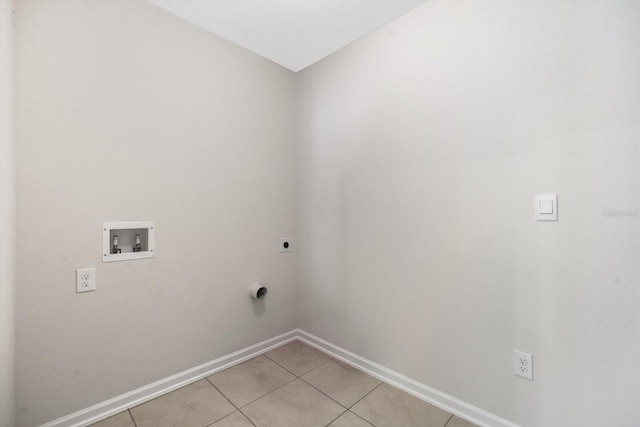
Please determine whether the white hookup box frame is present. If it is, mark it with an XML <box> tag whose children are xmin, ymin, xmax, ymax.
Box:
<box><xmin>103</xmin><ymin>221</ymin><xmax>155</xmax><ymax>262</ymax></box>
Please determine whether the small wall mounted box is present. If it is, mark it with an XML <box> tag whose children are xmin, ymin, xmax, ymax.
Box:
<box><xmin>103</xmin><ymin>221</ymin><xmax>155</xmax><ymax>262</ymax></box>
<box><xmin>535</xmin><ymin>194</ymin><xmax>558</xmax><ymax>221</ymax></box>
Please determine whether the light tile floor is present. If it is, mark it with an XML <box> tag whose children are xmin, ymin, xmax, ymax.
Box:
<box><xmin>91</xmin><ymin>340</ymin><xmax>479</xmax><ymax>427</ymax></box>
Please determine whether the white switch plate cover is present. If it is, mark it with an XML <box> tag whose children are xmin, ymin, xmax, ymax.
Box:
<box><xmin>535</xmin><ymin>194</ymin><xmax>558</xmax><ymax>221</ymax></box>
<box><xmin>76</xmin><ymin>268</ymin><xmax>96</xmax><ymax>293</ymax></box>
<box><xmin>513</xmin><ymin>350</ymin><xmax>533</xmax><ymax>380</ymax></box>
<box><xmin>280</xmin><ymin>237</ymin><xmax>292</xmax><ymax>253</ymax></box>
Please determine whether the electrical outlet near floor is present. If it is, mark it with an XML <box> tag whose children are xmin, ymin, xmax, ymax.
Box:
<box><xmin>513</xmin><ymin>350</ymin><xmax>533</xmax><ymax>380</ymax></box>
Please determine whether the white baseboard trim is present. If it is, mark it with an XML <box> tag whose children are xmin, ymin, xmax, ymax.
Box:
<box><xmin>43</xmin><ymin>328</ymin><xmax>519</xmax><ymax>427</ymax></box>
<box><xmin>41</xmin><ymin>330</ymin><xmax>298</xmax><ymax>427</ymax></box>
<box><xmin>296</xmin><ymin>329</ymin><xmax>520</xmax><ymax>427</ymax></box>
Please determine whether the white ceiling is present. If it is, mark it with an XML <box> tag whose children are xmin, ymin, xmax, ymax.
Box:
<box><xmin>147</xmin><ymin>0</ymin><xmax>427</xmax><ymax>72</ymax></box>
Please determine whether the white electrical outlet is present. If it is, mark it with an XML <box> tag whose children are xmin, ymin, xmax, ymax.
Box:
<box><xmin>76</xmin><ymin>268</ymin><xmax>96</xmax><ymax>293</ymax></box>
<box><xmin>513</xmin><ymin>350</ymin><xmax>533</xmax><ymax>380</ymax></box>
<box><xmin>280</xmin><ymin>237</ymin><xmax>292</xmax><ymax>253</ymax></box>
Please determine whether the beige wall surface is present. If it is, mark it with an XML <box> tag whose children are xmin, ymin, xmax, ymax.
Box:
<box><xmin>11</xmin><ymin>0</ymin><xmax>640</xmax><ymax>426</ymax></box>
<box><xmin>13</xmin><ymin>0</ymin><xmax>299</xmax><ymax>425</ymax></box>
<box><xmin>297</xmin><ymin>1</ymin><xmax>640</xmax><ymax>426</ymax></box>
<box><xmin>1</xmin><ymin>1</ymin><xmax>16</xmax><ymax>426</ymax></box>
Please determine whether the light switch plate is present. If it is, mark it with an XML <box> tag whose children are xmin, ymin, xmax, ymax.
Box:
<box><xmin>535</xmin><ymin>194</ymin><xmax>557</xmax><ymax>221</ymax></box>
<box><xmin>76</xmin><ymin>268</ymin><xmax>96</xmax><ymax>293</ymax></box>
<box><xmin>539</xmin><ymin>200</ymin><xmax>553</xmax><ymax>214</ymax></box>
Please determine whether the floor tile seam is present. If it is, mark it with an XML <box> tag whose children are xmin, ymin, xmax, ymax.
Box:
<box><xmin>443</xmin><ymin>413</ymin><xmax>454</xmax><ymax>427</ymax></box>
<box><xmin>204</xmin><ymin>410</ymin><xmax>238</xmax><ymax>427</ymax></box>
<box><xmin>205</xmin><ymin>354</ymin><xmax>298</xmax><ymax>396</ymax></box>
<box><xmin>205</xmin><ymin>377</ymin><xmax>239</xmax><ymax>410</ymax></box>
<box><xmin>323</xmin><ymin>408</ymin><xmax>349</xmax><ymax>427</ymax></box>
<box><xmin>348</xmin><ymin>410</ymin><xmax>376</xmax><ymax>427</ymax></box>
<box><xmin>299</xmin><ymin>358</ymin><xmax>384</xmax><ymax>408</ymax></box>
<box><xmin>236</xmin><ymin>408</ymin><xmax>259</xmax><ymax>427</ymax></box>
<box><xmin>126</xmin><ymin>409</ymin><xmax>139</xmax><ymax>427</ymax></box>
<box><xmin>347</xmin><ymin>381</ymin><xmax>383</xmax><ymax>411</ymax></box>
<box><xmin>293</xmin><ymin>359</ymin><xmax>334</xmax><ymax>377</ymax></box>
<box><xmin>204</xmin><ymin>409</ymin><xmax>258</xmax><ymax>427</ymax></box>
<box><xmin>231</xmin><ymin>376</ymin><xmax>299</xmax><ymax>410</ymax></box>
<box><xmin>300</xmin><ymin>356</ymin><xmax>335</xmax><ymax>376</ymax></box>
<box><xmin>205</xmin><ymin>377</ymin><xmax>250</xmax><ymax>427</ymax></box>
<box><xmin>300</xmin><ymin>347</ymin><xmax>390</xmax><ymax>386</ymax></box>
<box><xmin>261</xmin><ymin>352</ymin><xmax>300</xmax><ymax>377</ymax></box>
<box><xmin>350</xmin><ymin>381</ymin><xmax>456</xmax><ymax>427</ymax></box>
<box><xmin>297</xmin><ymin>375</ymin><xmax>350</xmax><ymax>410</ymax></box>
<box><xmin>93</xmin><ymin>345</ymin><xmax>466</xmax><ymax>427</ymax></box>
<box><xmin>262</xmin><ymin>352</ymin><xmax>333</xmax><ymax>377</ymax></box>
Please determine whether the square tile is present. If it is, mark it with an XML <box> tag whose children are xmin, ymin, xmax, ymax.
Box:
<box><xmin>351</xmin><ymin>383</ymin><xmax>451</xmax><ymax>427</ymax></box>
<box><xmin>210</xmin><ymin>411</ymin><xmax>255</xmax><ymax>427</ymax></box>
<box><xmin>327</xmin><ymin>411</ymin><xmax>373</xmax><ymax>427</ymax></box>
<box><xmin>264</xmin><ymin>340</ymin><xmax>331</xmax><ymax>376</ymax></box>
<box><xmin>208</xmin><ymin>355</ymin><xmax>295</xmax><ymax>407</ymax></box>
<box><xmin>130</xmin><ymin>379</ymin><xmax>235</xmax><ymax>427</ymax></box>
<box><xmin>446</xmin><ymin>415</ymin><xmax>480</xmax><ymax>427</ymax></box>
<box><xmin>302</xmin><ymin>359</ymin><xmax>381</xmax><ymax>407</ymax></box>
<box><xmin>90</xmin><ymin>411</ymin><xmax>135</xmax><ymax>427</ymax></box>
<box><xmin>242</xmin><ymin>379</ymin><xmax>345</xmax><ymax>427</ymax></box>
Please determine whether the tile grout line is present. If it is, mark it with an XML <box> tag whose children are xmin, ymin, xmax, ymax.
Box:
<box><xmin>348</xmin><ymin>410</ymin><xmax>376</xmax><ymax>427</ymax></box>
<box><xmin>262</xmin><ymin>352</ymin><xmax>302</xmax><ymax>377</ymax></box>
<box><xmin>122</xmin><ymin>342</ymin><xmax>313</xmax><ymax>421</ymax></box>
<box><xmin>126</xmin><ymin>409</ymin><xmax>138</xmax><ymax>427</ymax></box>
<box><xmin>303</xmin><ymin>356</ymin><xmax>335</xmax><ymax>374</ymax></box>
<box><xmin>237</xmin><ymin>376</ymin><xmax>299</xmax><ymax>410</ymax></box>
<box><xmin>443</xmin><ymin>413</ymin><xmax>454</xmax><ymax>427</ymax></box>
<box><xmin>298</xmin><ymin>356</ymin><xmax>384</xmax><ymax>412</ymax></box>
<box><xmin>210</xmin><ymin>348</ymin><xmax>344</xmax><ymax>426</ymax></box>
<box><xmin>203</xmin><ymin>410</ymin><xmax>240</xmax><ymax>427</ymax></box>
<box><xmin>259</xmin><ymin>350</ymin><xmax>352</xmax><ymax>412</ymax></box>
<box><xmin>208</xmin><ymin>359</ymin><xmax>297</xmax><ymax>427</ymax></box>
<box><xmin>207</xmin><ymin>374</ymin><xmax>300</xmax><ymax>417</ymax></box>
<box><xmin>263</xmin><ymin>343</ymin><xmax>384</xmax><ymax>426</ymax></box>
<box><xmin>292</xmin><ymin>347</ymin><xmax>378</xmax><ymax>427</ymax></box>
<box><xmin>204</xmin><ymin>354</ymin><xmax>297</xmax><ymax>408</ymax></box>
<box><xmin>343</xmin><ymin>382</ymin><xmax>384</xmax><ymax>427</ymax></box>
<box><xmin>209</xmin><ymin>349</ymin><xmax>342</xmax><ymax>426</ymax></box>
<box><xmin>298</xmin><ymin>374</ymin><xmax>351</xmax><ymax>410</ymax></box>
<box><xmin>101</xmin><ymin>342</ymin><xmax>471</xmax><ymax>427</ymax></box>
<box><xmin>262</xmin><ymin>344</ymin><xmax>334</xmax><ymax>377</ymax></box>
<box><xmin>204</xmin><ymin>378</ymin><xmax>257</xmax><ymax>427</ymax></box>
<box><xmin>206</xmin><ymin>379</ymin><xmax>259</xmax><ymax>427</ymax></box>
<box><xmin>205</xmin><ymin>377</ymin><xmax>239</xmax><ymax>410</ymax></box>
<box><xmin>298</xmin><ymin>339</ymin><xmax>480</xmax><ymax>427</ymax></box>
<box><xmin>236</xmin><ymin>349</ymin><xmax>376</xmax><ymax>426</ymax></box>
<box><xmin>323</xmin><ymin>408</ymin><xmax>349</xmax><ymax>427</ymax></box>
<box><xmin>348</xmin><ymin>381</ymin><xmax>383</xmax><ymax>410</ymax></box>
<box><xmin>204</xmin><ymin>407</ymin><xmax>258</xmax><ymax>427</ymax></box>
<box><xmin>236</xmin><ymin>408</ymin><xmax>259</xmax><ymax>427</ymax></box>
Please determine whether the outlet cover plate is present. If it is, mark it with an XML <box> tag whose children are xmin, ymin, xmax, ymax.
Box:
<box><xmin>76</xmin><ymin>268</ymin><xmax>96</xmax><ymax>293</ymax></box>
<box><xmin>513</xmin><ymin>350</ymin><xmax>533</xmax><ymax>380</ymax></box>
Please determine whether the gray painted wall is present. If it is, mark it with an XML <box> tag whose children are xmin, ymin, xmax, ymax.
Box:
<box><xmin>9</xmin><ymin>1</ymin><xmax>640</xmax><ymax>426</ymax></box>
<box><xmin>0</xmin><ymin>1</ymin><xmax>16</xmax><ymax>425</ymax></box>
<box><xmin>13</xmin><ymin>1</ymin><xmax>299</xmax><ymax>425</ymax></box>
<box><xmin>297</xmin><ymin>1</ymin><xmax>640</xmax><ymax>426</ymax></box>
